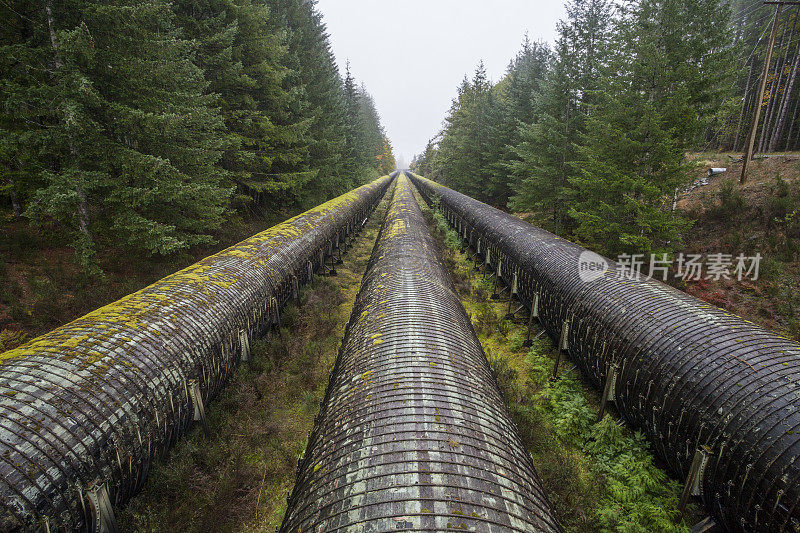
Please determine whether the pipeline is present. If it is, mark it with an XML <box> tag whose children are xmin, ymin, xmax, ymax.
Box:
<box><xmin>280</xmin><ymin>174</ymin><xmax>561</xmax><ymax>532</ymax></box>
<box><xmin>409</xmin><ymin>172</ymin><xmax>800</xmax><ymax>532</ymax></box>
<box><xmin>0</xmin><ymin>175</ymin><xmax>392</xmax><ymax>531</ymax></box>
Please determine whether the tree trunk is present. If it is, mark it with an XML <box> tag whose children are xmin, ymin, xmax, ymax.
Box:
<box><xmin>758</xmin><ymin>59</ymin><xmax>780</xmax><ymax>152</ymax></box>
<box><xmin>759</xmin><ymin>75</ymin><xmax>776</xmax><ymax>152</ymax></box>
<box><xmin>784</xmin><ymin>95</ymin><xmax>800</xmax><ymax>150</ymax></box>
<box><xmin>734</xmin><ymin>60</ymin><xmax>754</xmax><ymax>151</ymax></box>
<box><xmin>8</xmin><ymin>178</ymin><xmax>22</xmax><ymax>219</ymax></box>
<box><xmin>76</xmin><ymin>185</ymin><xmax>90</xmax><ymax>238</ymax></box>
<box><xmin>556</xmin><ymin>95</ymin><xmax>571</xmax><ymax>235</ymax></box>
<box><xmin>45</xmin><ymin>0</ymin><xmax>93</xmax><ymax>243</ymax></box>
<box><xmin>770</xmin><ymin>43</ymin><xmax>800</xmax><ymax>151</ymax></box>
<box><xmin>44</xmin><ymin>0</ymin><xmax>62</xmax><ymax>70</ymax></box>
<box><xmin>759</xmin><ymin>14</ymin><xmax>796</xmax><ymax>152</ymax></box>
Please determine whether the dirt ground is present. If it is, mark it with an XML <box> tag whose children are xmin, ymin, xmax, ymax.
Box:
<box><xmin>678</xmin><ymin>152</ymin><xmax>800</xmax><ymax>212</ymax></box>
<box><xmin>674</xmin><ymin>153</ymin><xmax>800</xmax><ymax>340</ymax></box>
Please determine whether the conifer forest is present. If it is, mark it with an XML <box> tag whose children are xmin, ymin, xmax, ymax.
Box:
<box><xmin>2</xmin><ymin>1</ymin><xmax>800</xmax><ymax>532</ymax></box>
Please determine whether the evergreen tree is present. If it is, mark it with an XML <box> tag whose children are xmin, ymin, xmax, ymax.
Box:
<box><xmin>510</xmin><ymin>0</ymin><xmax>612</xmax><ymax>233</ymax></box>
<box><xmin>356</xmin><ymin>84</ymin><xmax>388</xmax><ymax>176</ymax></box>
<box><xmin>489</xmin><ymin>37</ymin><xmax>551</xmax><ymax>207</ymax></box>
<box><xmin>341</xmin><ymin>68</ymin><xmax>387</xmax><ymax>184</ymax></box>
<box><xmin>0</xmin><ymin>0</ymin><xmax>393</xmax><ymax>275</ymax></box>
<box><xmin>269</xmin><ymin>0</ymin><xmax>349</xmax><ymax>204</ymax></box>
<box><xmin>568</xmin><ymin>0</ymin><xmax>724</xmax><ymax>256</ymax></box>
<box><xmin>436</xmin><ymin>63</ymin><xmax>493</xmax><ymax>201</ymax></box>
<box><xmin>0</xmin><ymin>0</ymin><xmax>50</xmax><ymax>221</ymax></box>
<box><xmin>342</xmin><ymin>64</ymin><xmax>366</xmax><ymax>184</ymax></box>
<box><xmin>174</xmin><ymin>0</ymin><xmax>313</xmax><ymax>211</ymax></box>
<box><xmin>377</xmin><ymin>136</ymin><xmax>396</xmax><ymax>174</ymax></box>
<box><xmin>411</xmin><ymin>137</ymin><xmax>440</xmax><ymax>178</ymax></box>
<box><xmin>509</xmin><ymin>41</ymin><xmax>576</xmax><ymax>232</ymax></box>
<box><xmin>4</xmin><ymin>0</ymin><xmax>230</xmax><ymax>271</ymax></box>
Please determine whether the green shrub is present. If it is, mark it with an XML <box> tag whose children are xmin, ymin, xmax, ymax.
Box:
<box><xmin>711</xmin><ymin>179</ymin><xmax>746</xmax><ymax>220</ymax></box>
<box><xmin>424</xmin><ymin>202</ymin><xmax>693</xmax><ymax>531</ymax></box>
<box><xmin>487</xmin><ymin>347</ymin><xmax>517</xmax><ymax>393</ymax></box>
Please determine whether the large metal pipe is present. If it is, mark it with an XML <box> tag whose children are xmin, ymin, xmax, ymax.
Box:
<box><xmin>280</xmin><ymin>174</ymin><xmax>561</xmax><ymax>532</ymax></box>
<box><xmin>0</xmin><ymin>176</ymin><xmax>392</xmax><ymax>531</ymax></box>
<box><xmin>409</xmin><ymin>172</ymin><xmax>800</xmax><ymax>532</ymax></box>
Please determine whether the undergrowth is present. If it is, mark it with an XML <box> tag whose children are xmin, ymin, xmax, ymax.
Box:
<box><xmin>425</xmin><ymin>202</ymin><xmax>697</xmax><ymax>532</ymax></box>
<box><xmin>0</xmin><ymin>210</ymin><xmax>287</xmax><ymax>340</ymax></box>
<box><xmin>688</xmin><ymin>171</ymin><xmax>800</xmax><ymax>341</ymax></box>
<box><xmin>117</xmin><ymin>194</ymin><xmax>390</xmax><ymax>532</ymax></box>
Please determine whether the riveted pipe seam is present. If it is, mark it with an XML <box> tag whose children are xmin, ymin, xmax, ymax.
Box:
<box><xmin>280</xmin><ymin>174</ymin><xmax>561</xmax><ymax>532</ymax></box>
<box><xmin>0</xmin><ymin>176</ymin><xmax>392</xmax><ymax>531</ymax></box>
<box><xmin>410</xmin><ymin>172</ymin><xmax>800</xmax><ymax>532</ymax></box>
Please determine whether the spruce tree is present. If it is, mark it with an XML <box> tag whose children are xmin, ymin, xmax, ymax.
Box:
<box><xmin>510</xmin><ymin>0</ymin><xmax>612</xmax><ymax>233</ymax></box>
<box><xmin>342</xmin><ymin>64</ymin><xmax>365</xmax><ymax>185</ymax></box>
<box><xmin>175</xmin><ymin>0</ymin><xmax>313</xmax><ymax>211</ymax></box>
<box><xmin>0</xmin><ymin>0</ymin><xmax>51</xmax><ymax>221</ymax></box>
<box><xmin>356</xmin><ymin>85</ymin><xmax>387</xmax><ymax>177</ymax></box>
<box><xmin>568</xmin><ymin>0</ymin><xmax>717</xmax><ymax>256</ymax></box>
<box><xmin>436</xmin><ymin>63</ymin><xmax>493</xmax><ymax>201</ymax></box>
<box><xmin>488</xmin><ymin>37</ymin><xmax>551</xmax><ymax>207</ymax></box>
<box><xmin>269</xmin><ymin>0</ymin><xmax>349</xmax><ymax>205</ymax></box>
<box><xmin>1</xmin><ymin>0</ymin><xmax>393</xmax><ymax>275</ymax></box>
<box><xmin>377</xmin><ymin>136</ymin><xmax>396</xmax><ymax>174</ymax></box>
<box><xmin>509</xmin><ymin>42</ymin><xmax>576</xmax><ymax>232</ymax></box>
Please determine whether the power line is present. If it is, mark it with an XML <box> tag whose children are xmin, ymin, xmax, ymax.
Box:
<box><xmin>732</xmin><ymin>0</ymin><xmax>772</xmax><ymax>23</ymax></box>
<box><xmin>741</xmin><ymin>2</ymin><xmax>787</xmax><ymax>183</ymax></box>
<box><xmin>701</xmin><ymin>3</ymin><xmax>800</xmax><ymax>154</ymax></box>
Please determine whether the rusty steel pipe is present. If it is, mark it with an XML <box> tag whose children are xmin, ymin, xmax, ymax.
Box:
<box><xmin>280</xmin><ymin>174</ymin><xmax>561</xmax><ymax>532</ymax></box>
<box><xmin>409</xmin><ymin>172</ymin><xmax>800</xmax><ymax>532</ymax></box>
<box><xmin>0</xmin><ymin>176</ymin><xmax>392</xmax><ymax>531</ymax></box>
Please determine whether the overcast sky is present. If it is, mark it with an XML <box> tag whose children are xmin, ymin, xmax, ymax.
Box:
<box><xmin>316</xmin><ymin>0</ymin><xmax>567</xmax><ymax>167</ymax></box>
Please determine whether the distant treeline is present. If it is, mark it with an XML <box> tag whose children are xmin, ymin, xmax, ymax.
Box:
<box><xmin>1</xmin><ymin>0</ymin><xmax>395</xmax><ymax>272</ymax></box>
<box><xmin>412</xmin><ymin>0</ymin><xmax>796</xmax><ymax>258</ymax></box>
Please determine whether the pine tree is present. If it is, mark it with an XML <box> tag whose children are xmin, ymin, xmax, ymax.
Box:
<box><xmin>377</xmin><ymin>136</ymin><xmax>396</xmax><ymax>175</ymax></box>
<box><xmin>341</xmin><ymin>69</ymin><xmax>391</xmax><ymax>182</ymax></box>
<box><xmin>411</xmin><ymin>137</ymin><xmax>440</xmax><ymax>178</ymax></box>
<box><xmin>342</xmin><ymin>64</ymin><xmax>365</xmax><ymax>184</ymax></box>
<box><xmin>488</xmin><ymin>37</ymin><xmax>551</xmax><ymax>207</ymax></box>
<box><xmin>676</xmin><ymin>0</ymin><xmax>737</xmax><ymax>147</ymax></box>
<box><xmin>174</xmin><ymin>0</ymin><xmax>313</xmax><ymax>211</ymax></box>
<box><xmin>509</xmin><ymin>43</ymin><xmax>575</xmax><ymax>232</ymax></box>
<box><xmin>435</xmin><ymin>63</ymin><xmax>493</xmax><ymax>201</ymax></box>
<box><xmin>1</xmin><ymin>0</ymin><xmax>393</xmax><ymax>278</ymax></box>
<box><xmin>0</xmin><ymin>0</ymin><xmax>50</xmax><ymax>221</ymax></box>
<box><xmin>269</xmin><ymin>0</ymin><xmax>349</xmax><ymax>205</ymax></box>
<box><xmin>357</xmin><ymin>85</ymin><xmax>388</xmax><ymax>177</ymax></box>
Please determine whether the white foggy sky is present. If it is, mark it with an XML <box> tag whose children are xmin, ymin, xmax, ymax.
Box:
<box><xmin>316</xmin><ymin>1</ymin><xmax>567</xmax><ymax>166</ymax></box>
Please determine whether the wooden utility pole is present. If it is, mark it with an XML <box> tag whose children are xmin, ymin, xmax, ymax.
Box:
<box><xmin>741</xmin><ymin>3</ymin><xmax>783</xmax><ymax>184</ymax></box>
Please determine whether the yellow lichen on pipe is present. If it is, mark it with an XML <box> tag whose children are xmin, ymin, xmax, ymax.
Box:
<box><xmin>0</xmin><ymin>175</ymin><xmax>393</xmax><ymax>531</ymax></box>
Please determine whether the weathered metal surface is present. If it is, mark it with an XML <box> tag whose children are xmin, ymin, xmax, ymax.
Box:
<box><xmin>409</xmin><ymin>172</ymin><xmax>800</xmax><ymax>533</ymax></box>
<box><xmin>0</xmin><ymin>176</ymin><xmax>392</xmax><ymax>531</ymax></box>
<box><xmin>281</xmin><ymin>174</ymin><xmax>561</xmax><ymax>532</ymax></box>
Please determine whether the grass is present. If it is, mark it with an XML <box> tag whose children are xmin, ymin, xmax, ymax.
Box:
<box><xmin>116</xmin><ymin>193</ymin><xmax>390</xmax><ymax>532</ymax></box>
<box><xmin>680</xmin><ymin>168</ymin><xmax>800</xmax><ymax>341</ymax></box>
<box><xmin>420</xmin><ymin>197</ymin><xmax>701</xmax><ymax>533</ymax></box>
